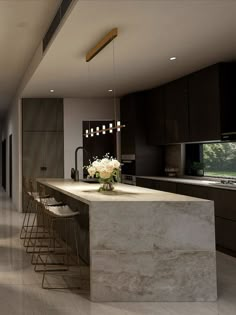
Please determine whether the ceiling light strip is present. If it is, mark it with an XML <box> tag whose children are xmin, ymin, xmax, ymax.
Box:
<box><xmin>86</xmin><ymin>28</ymin><xmax>118</xmax><ymax>62</ymax></box>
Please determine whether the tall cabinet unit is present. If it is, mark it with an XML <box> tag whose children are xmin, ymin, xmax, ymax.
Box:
<box><xmin>22</xmin><ymin>98</ymin><xmax>64</xmax><ymax>187</ymax></box>
<box><xmin>164</xmin><ymin>78</ymin><xmax>189</xmax><ymax>143</ymax></box>
<box><xmin>120</xmin><ymin>92</ymin><xmax>164</xmax><ymax>176</ymax></box>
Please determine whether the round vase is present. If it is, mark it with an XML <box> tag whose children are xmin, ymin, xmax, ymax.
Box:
<box><xmin>99</xmin><ymin>181</ymin><xmax>114</xmax><ymax>192</ymax></box>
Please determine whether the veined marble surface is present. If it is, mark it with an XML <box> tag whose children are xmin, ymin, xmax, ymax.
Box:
<box><xmin>38</xmin><ymin>179</ymin><xmax>217</xmax><ymax>302</ymax></box>
<box><xmin>37</xmin><ymin>179</ymin><xmax>213</xmax><ymax>204</ymax></box>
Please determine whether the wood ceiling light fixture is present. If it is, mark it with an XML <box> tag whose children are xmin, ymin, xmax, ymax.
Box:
<box><xmin>84</xmin><ymin>28</ymin><xmax>125</xmax><ymax>138</ymax></box>
<box><xmin>86</xmin><ymin>28</ymin><xmax>118</xmax><ymax>62</ymax></box>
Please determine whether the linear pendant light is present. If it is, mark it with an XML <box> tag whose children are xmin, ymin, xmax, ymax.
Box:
<box><xmin>84</xmin><ymin>28</ymin><xmax>125</xmax><ymax>138</ymax></box>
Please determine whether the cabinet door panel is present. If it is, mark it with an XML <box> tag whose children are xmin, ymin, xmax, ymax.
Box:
<box><xmin>23</xmin><ymin>131</ymin><xmax>64</xmax><ymax>179</ymax></box>
<box><xmin>208</xmin><ymin>188</ymin><xmax>236</xmax><ymax>220</ymax></box>
<box><xmin>215</xmin><ymin>217</ymin><xmax>236</xmax><ymax>251</ymax></box>
<box><xmin>159</xmin><ymin>181</ymin><xmax>176</xmax><ymax>193</ymax></box>
<box><xmin>165</xmin><ymin>78</ymin><xmax>189</xmax><ymax>143</ymax></box>
<box><xmin>23</xmin><ymin>132</ymin><xmax>45</xmax><ymax>178</ymax></box>
<box><xmin>136</xmin><ymin>178</ymin><xmax>156</xmax><ymax>189</ymax></box>
<box><xmin>120</xmin><ymin>95</ymin><xmax>136</xmax><ymax>154</ymax></box>
<box><xmin>176</xmin><ymin>183</ymin><xmax>193</xmax><ymax>196</ymax></box>
<box><xmin>44</xmin><ymin>132</ymin><xmax>64</xmax><ymax>178</ymax></box>
<box><xmin>42</xmin><ymin>99</ymin><xmax>63</xmax><ymax>131</ymax></box>
<box><xmin>146</xmin><ymin>88</ymin><xmax>166</xmax><ymax>145</ymax></box>
<box><xmin>177</xmin><ymin>183</ymin><xmax>208</xmax><ymax>199</ymax></box>
<box><xmin>22</xmin><ymin>98</ymin><xmax>63</xmax><ymax>131</ymax></box>
<box><xmin>22</xmin><ymin>99</ymin><xmax>44</xmax><ymax>131</ymax></box>
<box><xmin>188</xmin><ymin>65</ymin><xmax>221</xmax><ymax>142</ymax></box>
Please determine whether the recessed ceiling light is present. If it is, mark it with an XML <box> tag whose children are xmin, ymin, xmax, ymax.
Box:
<box><xmin>170</xmin><ymin>57</ymin><xmax>176</xmax><ymax>61</ymax></box>
<box><xmin>50</xmin><ymin>89</ymin><xmax>54</xmax><ymax>93</ymax></box>
<box><xmin>108</xmin><ymin>89</ymin><xmax>113</xmax><ymax>92</ymax></box>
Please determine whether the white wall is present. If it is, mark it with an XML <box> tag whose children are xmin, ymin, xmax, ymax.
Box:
<box><xmin>64</xmin><ymin>98</ymin><xmax>119</xmax><ymax>179</ymax></box>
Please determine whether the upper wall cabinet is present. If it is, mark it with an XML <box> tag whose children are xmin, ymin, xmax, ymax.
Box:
<box><xmin>22</xmin><ymin>98</ymin><xmax>64</xmax><ymax>132</ymax></box>
<box><xmin>146</xmin><ymin>87</ymin><xmax>166</xmax><ymax>145</ymax></box>
<box><xmin>219</xmin><ymin>63</ymin><xmax>236</xmax><ymax>138</ymax></box>
<box><xmin>188</xmin><ymin>64</ymin><xmax>221</xmax><ymax>142</ymax></box>
<box><xmin>164</xmin><ymin>78</ymin><xmax>189</xmax><ymax>143</ymax></box>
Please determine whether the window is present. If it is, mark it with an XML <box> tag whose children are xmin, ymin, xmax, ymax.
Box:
<box><xmin>203</xmin><ymin>142</ymin><xmax>236</xmax><ymax>178</ymax></box>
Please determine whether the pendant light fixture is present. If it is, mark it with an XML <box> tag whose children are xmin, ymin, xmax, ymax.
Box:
<box><xmin>84</xmin><ymin>28</ymin><xmax>125</xmax><ymax>138</ymax></box>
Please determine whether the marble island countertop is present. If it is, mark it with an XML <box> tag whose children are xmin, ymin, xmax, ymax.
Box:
<box><xmin>37</xmin><ymin>178</ymin><xmax>211</xmax><ymax>205</ymax></box>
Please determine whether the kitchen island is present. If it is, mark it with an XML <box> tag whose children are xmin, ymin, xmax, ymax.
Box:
<box><xmin>37</xmin><ymin>179</ymin><xmax>217</xmax><ymax>302</ymax></box>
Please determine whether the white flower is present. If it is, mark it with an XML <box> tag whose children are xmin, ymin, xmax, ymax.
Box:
<box><xmin>101</xmin><ymin>158</ymin><xmax>110</xmax><ymax>165</ymax></box>
<box><xmin>105</xmin><ymin>161</ymin><xmax>114</xmax><ymax>173</ymax></box>
<box><xmin>99</xmin><ymin>169</ymin><xmax>112</xmax><ymax>179</ymax></box>
<box><xmin>88</xmin><ymin>166</ymin><xmax>96</xmax><ymax>177</ymax></box>
<box><xmin>110</xmin><ymin>159</ymin><xmax>120</xmax><ymax>169</ymax></box>
<box><xmin>92</xmin><ymin>160</ymin><xmax>100</xmax><ymax>170</ymax></box>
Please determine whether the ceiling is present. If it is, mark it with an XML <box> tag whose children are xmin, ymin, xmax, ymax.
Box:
<box><xmin>0</xmin><ymin>0</ymin><xmax>61</xmax><ymax>116</ymax></box>
<box><xmin>21</xmin><ymin>0</ymin><xmax>236</xmax><ymax>99</ymax></box>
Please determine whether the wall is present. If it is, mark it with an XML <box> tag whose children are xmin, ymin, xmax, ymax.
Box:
<box><xmin>2</xmin><ymin>97</ymin><xmax>22</xmax><ymax>211</ymax></box>
<box><xmin>64</xmin><ymin>98</ymin><xmax>119</xmax><ymax>179</ymax></box>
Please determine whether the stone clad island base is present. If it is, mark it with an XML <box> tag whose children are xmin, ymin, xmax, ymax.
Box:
<box><xmin>37</xmin><ymin>180</ymin><xmax>217</xmax><ymax>302</ymax></box>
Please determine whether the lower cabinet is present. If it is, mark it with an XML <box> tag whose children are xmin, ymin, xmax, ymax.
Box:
<box><xmin>159</xmin><ymin>181</ymin><xmax>176</xmax><ymax>193</ymax></box>
<box><xmin>208</xmin><ymin>188</ymin><xmax>236</xmax><ymax>220</ymax></box>
<box><xmin>136</xmin><ymin>177</ymin><xmax>236</xmax><ymax>255</ymax></box>
<box><xmin>176</xmin><ymin>183</ymin><xmax>208</xmax><ymax>199</ymax></box>
<box><xmin>215</xmin><ymin>217</ymin><xmax>236</xmax><ymax>252</ymax></box>
<box><xmin>136</xmin><ymin>178</ymin><xmax>158</xmax><ymax>189</ymax></box>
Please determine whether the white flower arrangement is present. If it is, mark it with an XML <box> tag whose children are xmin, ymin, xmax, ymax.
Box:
<box><xmin>85</xmin><ymin>154</ymin><xmax>121</xmax><ymax>191</ymax></box>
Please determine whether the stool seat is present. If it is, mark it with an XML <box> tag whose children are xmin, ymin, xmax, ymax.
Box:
<box><xmin>47</xmin><ymin>205</ymin><xmax>80</xmax><ymax>217</ymax></box>
<box><xmin>29</xmin><ymin>192</ymin><xmax>50</xmax><ymax>199</ymax></box>
<box><xmin>35</xmin><ymin>197</ymin><xmax>63</xmax><ymax>206</ymax></box>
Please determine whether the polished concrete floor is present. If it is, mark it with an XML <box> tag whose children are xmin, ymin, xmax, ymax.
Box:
<box><xmin>0</xmin><ymin>190</ymin><xmax>236</xmax><ymax>315</ymax></box>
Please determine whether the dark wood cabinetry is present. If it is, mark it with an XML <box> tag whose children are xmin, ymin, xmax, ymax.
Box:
<box><xmin>188</xmin><ymin>64</ymin><xmax>221</xmax><ymax>142</ymax></box>
<box><xmin>22</xmin><ymin>98</ymin><xmax>63</xmax><ymax>131</ymax></box>
<box><xmin>159</xmin><ymin>181</ymin><xmax>176</xmax><ymax>193</ymax></box>
<box><xmin>164</xmin><ymin>78</ymin><xmax>189</xmax><ymax>143</ymax></box>
<box><xmin>208</xmin><ymin>188</ymin><xmax>236</xmax><ymax>221</ymax></box>
<box><xmin>215</xmin><ymin>217</ymin><xmax>236</xmax><ymax>252</ymax></box>
<box><xmin>176</xmin><ymin>183</ymin><xmax>208</xmax><ymax>199</ymax></box>
<box><xmin>219</xmin><ymin>63</ymin><xmax>236</xmax><ymax>137</ymax></box>
<box><xmin>146</xmin><ymin>87</ymin><xmax>165</xmax><ymax>145</ymax></box>
<box><xmin>144</xmin><ymin>62</ymin><xmax>236</xmax><ymax>145</ymax></box>
<box><xmin>22</xmin><ymin>98</ymin><xmax>64</xmax><ymax>185</ymax></box>
<box><xmin>136</xmin><ymin>178</ymin><xmax>157</xmax><ymax>189</ymax></box>
<box><xmin>120</xmin><ymin>92</ymin><xmax>164</xmax><ymax>176</ymax></box>
<box><xmin>120</xmin><ymin>94</ymin><xmax>136</xmax><ymax>155</ymax></box>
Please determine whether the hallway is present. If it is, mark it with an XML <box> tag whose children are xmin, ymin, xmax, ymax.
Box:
<box><xmin>0</xmin><ymin>189</ymin><xmax>236</xmax><ymax>315</ymax></box>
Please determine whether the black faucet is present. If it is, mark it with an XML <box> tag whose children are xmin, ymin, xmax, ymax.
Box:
<box><xmin>72</xmin><ymin>146</ymin><xmax>88</xmax><ymax>181</ymax></box>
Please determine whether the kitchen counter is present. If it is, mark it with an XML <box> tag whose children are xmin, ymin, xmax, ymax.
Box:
<box><xmin>37</xmin><ymin>178</ymin><xmax>217</xmax><ymax>302</ymax></box>
<box><xmin>37</xmin><ymin>178</ymin><xmax>213</xmax><ymax>203</ymax></box>
<box><xmin>137</xmin><ymin>176</ymin><xmax>236</xmax><ymax>190</ymax></box>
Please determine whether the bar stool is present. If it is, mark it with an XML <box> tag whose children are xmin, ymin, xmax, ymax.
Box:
<box><xmin>24</xmin><ymin>184</ymin><xmax>64</xmax><ymax>253</ymax></box>
<box><xmin>20</xmin><ymin>178</ymin><xmax>40</xmax><ymax>240</ymax></box>
<box><xmin>34</xmin><ymin>203</ymin><xmax>81</xmax><ymax>289</ymax></box>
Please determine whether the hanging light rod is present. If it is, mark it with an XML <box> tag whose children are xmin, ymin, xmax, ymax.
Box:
<box><xmin>86</xmin><ymin>28</ymin><xmax>118</xmax><ymax>62</ymax></box>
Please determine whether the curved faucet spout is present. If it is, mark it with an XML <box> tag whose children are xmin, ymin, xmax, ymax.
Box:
<box><xmin>74</xmin><ymin>146</ymin><xmax>88</xmax><ymax>181</ymax></box>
